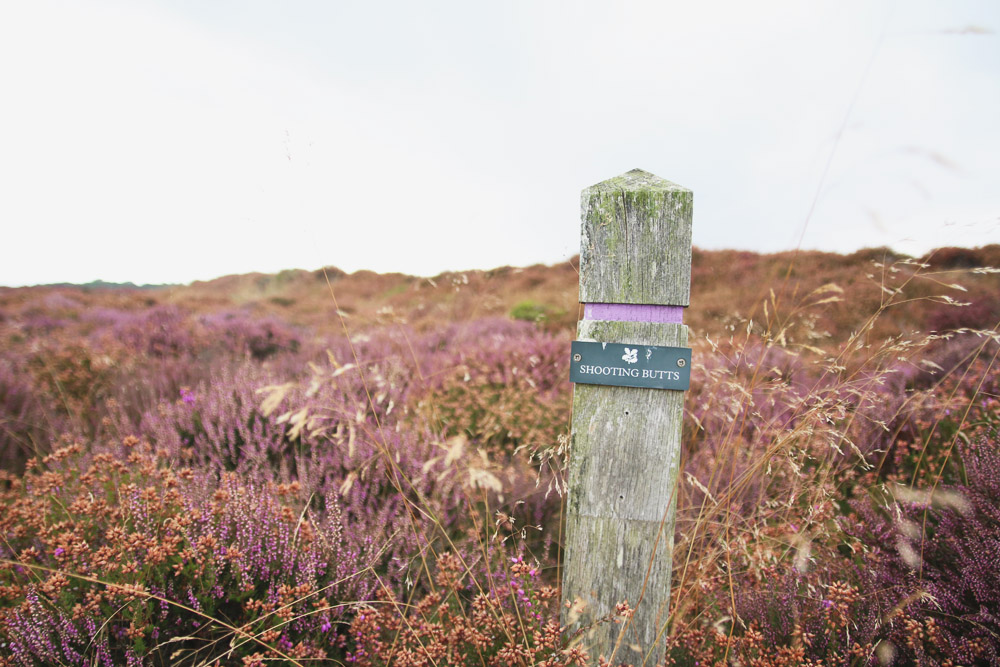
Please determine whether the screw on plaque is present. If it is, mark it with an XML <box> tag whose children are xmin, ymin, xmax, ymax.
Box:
<box><xmin>573</xmin><ymin>353</ymin><xmax>582</xmax><ymax>362</ymax></box>
<box><xmin>677</xmin><ymin>358</ymin><xmax>687</xmax><ymax>367</ymax></box>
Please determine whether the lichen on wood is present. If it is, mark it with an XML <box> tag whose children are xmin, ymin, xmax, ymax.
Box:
<box><xmin>563</xmin><ymin>169</ymin><xmax>693</xmax><ymax>666</ymax></box>
<box><xmin>579</xmin><ymin>168</ymin><xmax>693</xmax><ymax>307</ymax></box>
<box><xmin>562</xmin><ymin>320</ymin><xmax>686</xmax><ymax>664</ymax></box>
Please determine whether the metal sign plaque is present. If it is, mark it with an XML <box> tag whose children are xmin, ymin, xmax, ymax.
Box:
<box><xmin>570</xmin><ymin>341</ymin><xmax>691</xmax><ymax>391</ymax></box>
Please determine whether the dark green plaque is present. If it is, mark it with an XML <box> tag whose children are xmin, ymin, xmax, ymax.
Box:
<box><xmin>570</xmin><ymin>341</ymin><xmax>691</xmax><ymax>390</ymax></box>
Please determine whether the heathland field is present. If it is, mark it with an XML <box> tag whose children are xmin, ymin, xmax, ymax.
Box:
<box><xmin>1</xmin><ymin>246</ymin><xmax>998</xmax><ymax>666</ymax></box>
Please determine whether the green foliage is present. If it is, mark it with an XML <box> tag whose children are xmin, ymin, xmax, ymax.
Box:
<box><xmin>510</xmin><ymin>300</ymin><xmax>548</xmax><ymax>322</ymax></box>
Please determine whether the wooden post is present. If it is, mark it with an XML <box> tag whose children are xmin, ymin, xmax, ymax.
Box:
<box><xmin>562</xmin><ymin>169</ymin><xmax>692</xmax><ymax>666</ymax></box>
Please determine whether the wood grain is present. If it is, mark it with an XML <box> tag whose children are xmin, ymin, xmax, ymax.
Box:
<box><xmin>579</xmin><ymin>168</ymin><xmax>693</xmax><ymax>307</ymax></box>
<box><xmin>563</xmin><ymin>169</ymin><xmax>693</xmax><ymax>665</ymax></box>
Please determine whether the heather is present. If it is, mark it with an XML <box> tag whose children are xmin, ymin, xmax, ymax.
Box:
<box><xmin>0</xmin><ymin>249</ymin><xmax>998</xmax><ymax>665</ymax></box>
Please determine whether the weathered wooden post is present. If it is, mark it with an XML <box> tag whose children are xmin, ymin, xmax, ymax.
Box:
<box><xmin>562</xmin><ymin>169</ymin><xmax>692</xmax><ymax>665</ymax></box>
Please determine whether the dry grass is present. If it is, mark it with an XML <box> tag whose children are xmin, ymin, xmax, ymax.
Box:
<box><xmin>1</xmin><ymin>247</ymin><xmax>998</xmax><ymax>665</ymax></box>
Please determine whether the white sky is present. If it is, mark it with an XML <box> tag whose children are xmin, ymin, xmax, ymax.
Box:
<box><xmin>1</xmin><ymin>0</ymin><xmax>998</xmax><ymax>286</ymax></box>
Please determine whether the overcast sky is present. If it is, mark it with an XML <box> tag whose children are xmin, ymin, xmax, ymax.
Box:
<box><xmin>1</xmin><ymin>0</ymin><xmax>998</xmax><ymax>286</ymax></box>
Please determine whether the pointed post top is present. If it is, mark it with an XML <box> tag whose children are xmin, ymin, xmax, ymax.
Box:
<box><xmin>585</xmin><ymin>168</ymin><xmax>690</xmax><ymax>195</ymax></box>
<box><xmin>579</xmin><ymin>168</ymin><xmax>694</xmax><ymax>307</ymax></box>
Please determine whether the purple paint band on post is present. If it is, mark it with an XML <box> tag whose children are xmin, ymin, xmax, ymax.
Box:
<box><xmin>583</xmin><ymin>302</ymin><xmax>684</xmax><ymax>324</ymax></box>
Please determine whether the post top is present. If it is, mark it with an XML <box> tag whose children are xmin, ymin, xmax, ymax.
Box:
<box><xmin>585</xmin><ymin>168</ymin><xmax>690</xmax><ymax>195</ymax></box>
<box><xmin>579</xmin><ymin>168</ymin><xmax>693</xmax><ymax>307</ymax></box>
